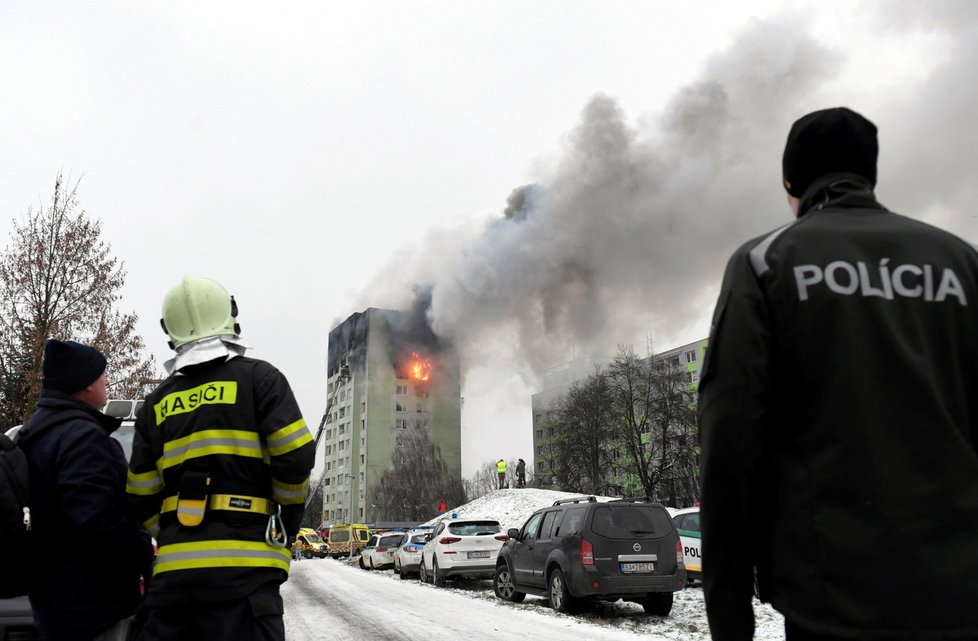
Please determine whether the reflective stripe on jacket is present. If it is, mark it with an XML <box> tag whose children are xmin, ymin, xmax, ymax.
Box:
<box><xmin>127</xmin><ymin>355</ymin><xmax>315</xmax><ymax>606</ymax></box>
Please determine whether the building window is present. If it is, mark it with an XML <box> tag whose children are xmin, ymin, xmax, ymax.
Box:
<box><xmin>326</xmin><ymin>462</ymin><xmax>331</xmax><ymax>471</ymax></box>
<box><xmin>339</xmin><ymin>441</ymin><xmax>345</xmax><ymax>451</ymax></box>
<box><xmin>360</xmin><ymin>454</ymin><xmax>365</xmax><ymax>464</ymax></box>
<box><xmin>686</xmin><ymin>351</ymin><xmax>697</xmax><ymax>363</ymax></box>
<box><xmin>339</xmin><ymin>424</ymin><xmax>345</xmax><ymax>435</ymax></box>
<box><xmin>339</xmin><ymin>407</ymin><xmax>346</xmax><ymax>418</ymax></box>
<box><xmin>416</xmin><ymin>403</ymin><xmax>426</xmax><ymax>413</ymax></box>
<box><xmin>326</xmin><ymin>445</ymin><xmax>332</xmax><ymax>455</ymax></box>
<box><xmin>395</xmin><ymin>419</ymin><xmax>408</xmax><ymax>430</ymax></box>
<box><xmin>536</xmin><ymin>445</ymin><xmax>543</xmax><ymax>455</ymax></box>
<box><xmin>361</xmin><ymin>402</ymin><xmax>366</xmax><ymax>412</ymax></box>
<box><xmin>395</xmin><ymin>402</ymin><xmax>406</xmax><ymax>412</ymax></box>
<box><xmin>535</xmin><ymin>429</ymin><xmax>543</xmax><ymax>439</ymax></box>
<box><xmin>417</xmin><ymin>420</ymin><xmax>428</xmax><ymax>430</ymax></box>
<box><xmin>536</xmin><ymin>461</ymin><xmax>544</xmax><ymax>470</ymax></box>
<box><xmin>396</xmin><ymin>385</ymin><xmax>408</xmax><ymax>395</ymax></box>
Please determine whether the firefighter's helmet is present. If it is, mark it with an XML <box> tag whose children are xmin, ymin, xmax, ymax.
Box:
<box><xmin>160</xmin><ymin>276</ymin><xmax>240</xmax><ymax>349</ymax></box>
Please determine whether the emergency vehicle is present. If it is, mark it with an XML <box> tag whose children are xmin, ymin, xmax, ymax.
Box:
<box><xmin>327</xmin><ymin>523</ymin><xmax>371</xmax><ymax>558</ymax></box>
<box><xmin>671</xmin><ymin>506</ymin><xmax>701</xmax><ymax>582</ymax></box>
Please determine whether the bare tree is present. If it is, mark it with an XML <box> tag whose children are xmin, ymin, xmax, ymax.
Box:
<box><xmin>607</xmin><ymin>346</ymin><xmax>698</xmax><ymax>505</ymax></box>
<box><xmin>0</xmin><ymin>173</ymin><xmax>158</xmax><ymax>426</ymax></box>
<box><xmin>370</xmin><ymin>428</ymin><xmax>467</xmax><ymax>522</ymax></box>
<box><xmin>543</xmin><ymin>371</ymin><xmax>615</xmax><ymax>494</ymax></box>
<box><xmin>468</xmin><ymin>459</ymin><xmax>502</xmax><ymax>499</ymax></box>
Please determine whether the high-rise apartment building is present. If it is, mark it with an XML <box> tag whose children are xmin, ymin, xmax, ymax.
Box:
<box><xmin>530</xmin><ymin>338</ymin><xmax>707</xmax><ymax>488</ymax></box>
<box><xmin>319</xmin><ymin>307</ymin><xmax>461</xmax><ymax>525</ymax></box>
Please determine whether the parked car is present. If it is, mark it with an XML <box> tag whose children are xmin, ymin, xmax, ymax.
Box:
<box><xmin>360</xmin><ymin>531</ymin><xmax>407</xmax><ymax>570</ymax></box>
<box><xmin>393</xmin><ymin>528</ymin><xmax>433</xmax><ymax>579</ymax></box>
<box><xmin>419</xmin><ymin>517</ymin><xmax>508</xmax><ymax>587</ymax></box>
<box><xmin>493</xmin><ymin>496</ymin><xmax>686</xmax><ymax>616</ymax></box>
<box><xmin>671</xmin><ymin>506</ymin><xmax>701</xmax><ymax>583</ymax></box>
<box><xmin>295</xmin><ymin>528</ymin><xmax>329</xmax><ymax>559</ymax></box>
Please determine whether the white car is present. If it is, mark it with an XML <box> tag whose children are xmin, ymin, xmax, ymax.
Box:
<box><xmin>359</xmin><ymin>532</ymin><xmax>406</xmax><ymax>570</ymax></box>
<box><xmin>671</xmin><ymin>507</ymin><xmax>702</xmax><ymax>582</ymax></box>
<box><xmin>392</xmin><ymin>528</ymin><xmax>433</xmax><ymax>579</ymax></box>
<box><xmin>418</xmin><ymin>517</ymin><xmax>508</xmax><ymax>587</ymax></box>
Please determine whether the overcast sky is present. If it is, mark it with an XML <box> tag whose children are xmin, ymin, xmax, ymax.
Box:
<box><xmin>3</xmin><ymin>1</ymin><xmax>977</xmax><ymax>477</ymax></box>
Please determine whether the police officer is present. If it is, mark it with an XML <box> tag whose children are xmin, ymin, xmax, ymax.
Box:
<box><xmin>698</xmin><ymin>108</ymin><xmax>978</xmax><ymax>641</ymax></box>
<box><xmin>127</xmin><ymin>276</ymin><xmax>315</xmax><ymax>641</ymax></box>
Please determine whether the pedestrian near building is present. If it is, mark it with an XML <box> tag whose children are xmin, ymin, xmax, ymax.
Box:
<box><xmin>127</xmin><ymin>276</ymin><xmax>315</xmax><ymax>641</ymax></box>
<box><xmin>19</xmin><ymin>339</ymin><xmax>155</xmax><ymax>641</ymax></box>
<box><xmin>515</xmin><ymin>458</ymin><xmax>526</xmax><ymax>489</ymax></box>
<box><xmin>438</xmin><ymin>498</ymin><xmax>447</xmax><ymax>513</ymax></box>
<box><xmin>698</xmin><ymin>107</ymin><xmax>978</xmax><ymax>641</ymax></box>
<box><xmin>496</xmin><ymin>458</ymin><xmax>507</xmax><ymax>490</ymax></box>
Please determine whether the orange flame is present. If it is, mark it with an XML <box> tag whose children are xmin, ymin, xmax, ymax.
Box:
<box><xmin>408</xmin><ymin>352</ymin><xmax>432</xmax><ymax>381</ymax></box>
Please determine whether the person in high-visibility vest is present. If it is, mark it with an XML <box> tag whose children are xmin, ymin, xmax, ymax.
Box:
<box><xmin>496</xmin><ymin>458</ymin><xmax>507</xmax><ymax>490</ymax></box>
<box><xmin>127</xmin><ymin>276</ymin><xmax>314</xmax><ymax>641</ymax></box>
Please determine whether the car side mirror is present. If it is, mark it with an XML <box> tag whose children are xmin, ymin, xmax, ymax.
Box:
<box><xmin>507</xmin><ymin>528</ymin><xmax>520</xmax><ymax>540</ymax></box>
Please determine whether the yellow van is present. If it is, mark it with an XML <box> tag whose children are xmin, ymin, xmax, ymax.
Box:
<box><xmin>295</xmin><ymin>528</ymin><xmax>328</xmax><ymax>559</ymax></box>
<box><xmin>327</xmin><ymin>523</ymin><xmax>371</xmax><ymax>558</ymax></box>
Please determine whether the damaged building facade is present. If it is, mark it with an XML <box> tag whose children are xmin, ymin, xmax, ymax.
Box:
<box><xmin>319</xmin><ymin>307</ymin><xmax>462</xmax><ymax>525</ymax></box>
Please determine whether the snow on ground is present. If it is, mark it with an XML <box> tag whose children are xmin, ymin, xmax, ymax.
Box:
<box><xmin>423</xmin><ymin>488</ymin><xmax>614</xmax><ymax>530</ymax></box>
<box><xmin>284</xmin><ymin>489</ymin><xmax>786</xmax><ymax>640</ymax></box>
<box><xmin>284</xmin><ymin>555</ymin><xmax>786</xmax><ymax>641</ymax></box>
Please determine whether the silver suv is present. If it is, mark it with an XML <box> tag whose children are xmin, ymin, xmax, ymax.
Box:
<box><xmin>493</xmin><ymin>496</ymin><xmax>686</xmax><ymax>615</ymax></box>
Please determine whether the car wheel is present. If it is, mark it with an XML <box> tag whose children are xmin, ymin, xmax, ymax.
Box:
<box><xmin>641</xmin><ymin>592</ymin><xmax>674</xmax><ymax>616</ymax></box>
<box><xmin>366</xmin><ymin>556</ymin><xmax>373</xmax><ymax>570</ymax></box>
<box><xmin>549</xmin><ymin>568</ymin><xmax>576</xmax><ymax>614</ymax></box>
<box><xmin>493</xmin><ymin>564</ymin><xmax>526</xmax><ymax>603</ymax></box>
<box><xmin>358</xmin><ymin>556</ymin><xmax>367</xmax><ymax>570</ymax></box>
<box><xmin>432</xmin><ymin>557</ymin><xmax>446</xmax><ymax>587</ymax></box>
<box><xmin>419</xmin><ymin>558</ymin><xmax>430</xmax><ymax>584</ymax></box>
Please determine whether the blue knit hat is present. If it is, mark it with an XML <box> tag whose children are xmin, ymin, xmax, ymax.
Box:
<box><xmin>42</xmin><ymin>339</ymin><xmax>107</xmax><ymax>394</ymax></box>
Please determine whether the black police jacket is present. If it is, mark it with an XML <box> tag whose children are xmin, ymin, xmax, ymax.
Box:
<box><xmin>22</xmin><ymin>391</ymin><xmax>154</xmax><ymax>641</ymax></box>
<box><xmin>698</xmin><ymin>175</ymin><xmax>978</xmax><ymax>640</ymax></box>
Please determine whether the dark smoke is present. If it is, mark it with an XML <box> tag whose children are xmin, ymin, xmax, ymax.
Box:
<box><xmin>361</xmin><ymin>7</ymin><xmax>978</xmax><ymax>385</ymax></box>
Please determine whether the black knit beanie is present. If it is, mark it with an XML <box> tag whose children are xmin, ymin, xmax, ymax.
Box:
<box><xmin>782</xmin><ymin>107</ymin><xmax>878</xmax><ymax>197</ymax></box>
<box><xmin>42</xmin><ymin>339</ymin><xmax>107</xmax><ymax>394</ymax></box>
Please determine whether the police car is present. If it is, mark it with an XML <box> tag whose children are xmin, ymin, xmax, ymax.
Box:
<box><xmin>670</xmin><ymin>506</ymin><xmax>701</xmax><ymax>583</ymax></box>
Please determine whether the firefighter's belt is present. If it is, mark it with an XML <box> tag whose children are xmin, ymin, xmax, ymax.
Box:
<box><xmin>161</xmin><ymin>494</ymin><xmax>276</xmax><ymax>516</ymax></box>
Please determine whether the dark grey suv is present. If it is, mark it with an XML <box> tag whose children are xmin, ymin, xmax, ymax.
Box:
<box><xmin>493</xmin><ymin>496</ymin><xmax>686</xmax><ymax>616</ymax></box>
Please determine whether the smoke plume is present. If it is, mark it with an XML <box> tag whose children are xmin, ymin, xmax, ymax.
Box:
<box><xmin>361</xmin><ymin>5</ymin><xmax>978</xmax><ymax>386</ymax></box>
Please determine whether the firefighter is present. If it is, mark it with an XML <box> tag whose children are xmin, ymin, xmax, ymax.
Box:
<box><xmin>127</xmin><ymin>276</ymin><xmax>315</xmax><ymax>641</ymax></box>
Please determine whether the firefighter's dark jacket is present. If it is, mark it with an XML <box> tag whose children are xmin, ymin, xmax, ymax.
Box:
<box><xmin>127</xmin><ymin>354</ymin><xmax>315</xmax><ymax>606</ymax></box>
<box><xmin>22</xmin><ymin>391</ymin><xmax>155</xmax><ymax>641</ymax></box>
<box><xmin>698</xmin><ymin>175</ymin><xmax>978</xmax><ymax>641</ymax></box>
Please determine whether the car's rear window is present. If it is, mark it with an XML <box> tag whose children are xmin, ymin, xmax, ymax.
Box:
<box><xmin>448</xmin><ymin>521</ymin><xmax>501</xmax><ymax>536</ymax></box>
<box><xmin>590</xmin><ymin>505</ymin><xmax>672</xmax><ymax>538</ymax></box>
<box><xmin>380</xmin><ymin>534</ymin><xmax>405</xmax><ymax>546</ymax></box>
<box><xmin>409</xmin><ymin>534</ymin><xmax>427</xmax><ymax>544</ymax></box>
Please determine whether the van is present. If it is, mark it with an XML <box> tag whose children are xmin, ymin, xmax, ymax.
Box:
<box><xmin>295</xmin><ymin>528</ymin><xmax>328</xmax><ymax>559</ymax></box>
<box><xmin>327</xmin><ymin>523</ymin><xmax>371</xmax><ymax>558</ymax></box>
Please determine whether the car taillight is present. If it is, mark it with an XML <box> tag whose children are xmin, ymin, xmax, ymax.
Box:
<box><xmin>377</xmin><ymin>547</ymin><xmax>387</xmax><ymax>553</ymax></box>
<box><xmin>580</xmin><ymin>538</ymin><xmax>593</xmax><ymax>565</ymax></box>
<box><xmin>676</xmin><ymin>539</ymin><xmax>684</xmax><ymax>564</ymax></box>
<box><xmin>495</xmin><ymin>534</ymin><xmax>510</xmax><ymax>541</ymax></box>
<box><xmin>439</xmin><ymin>536</ymin><xmax>462</xmax><ymax>544</ymax></box>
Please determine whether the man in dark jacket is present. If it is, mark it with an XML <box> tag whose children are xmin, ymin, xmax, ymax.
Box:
<box><xmin>20</xmin><ymin>339</ymin><xmax>155</xmax><ymax>641</ymax></box>
<box><xmin>698</xmin><ymin>107</ymin><xmax>978</xmax><ymax>641</ymax></box>
<box><xmin>127</xmin><ymin>276</ymin><xmax>315</xmax><ymax>641</ymax></box>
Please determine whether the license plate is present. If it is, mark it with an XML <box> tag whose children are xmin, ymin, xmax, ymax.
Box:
<box><xmin>468</xmin><ymin>551</ymin><xmax>491</xmax><ymax>559</ymax></box>
<box><xmin>621</xmin><ymin>562</ymin><xmax>655</xmax><ymax>574</ymax></box>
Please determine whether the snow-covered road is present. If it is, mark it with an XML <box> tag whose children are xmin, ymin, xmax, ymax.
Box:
<box><xmin>282</xmin><ymin>557</ymin><xmax>786</xmax><ymax>641</ymax></box>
